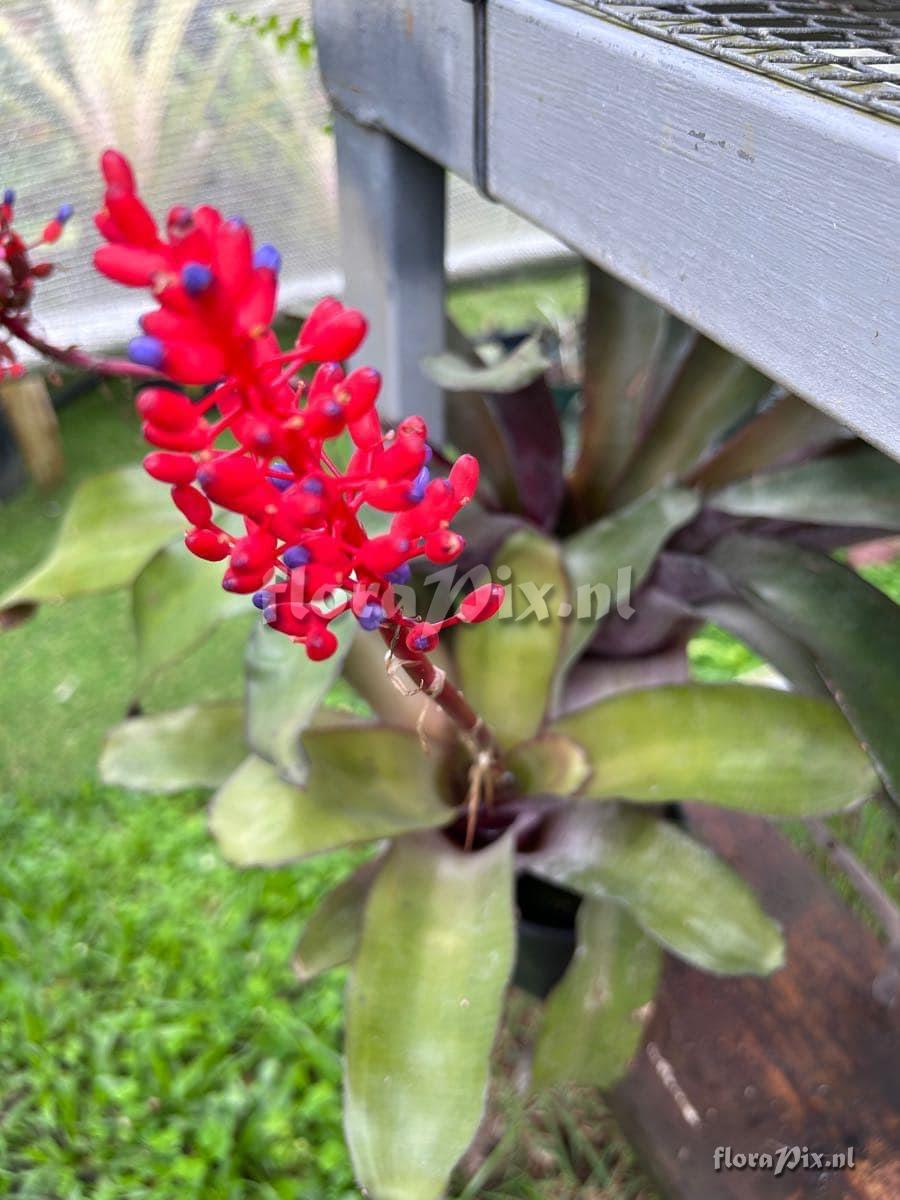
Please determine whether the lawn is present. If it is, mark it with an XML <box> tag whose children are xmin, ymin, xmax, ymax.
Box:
<box><xmin>1</xmin><ymin>268</ymin><xmax>896</xmax><ymax>1199</ymax></box>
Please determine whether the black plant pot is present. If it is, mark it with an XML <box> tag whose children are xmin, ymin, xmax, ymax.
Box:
<box><xmin>512</xmin><ymin>873</ymin><xmax>580</xmax><ymax>999</ymax></box>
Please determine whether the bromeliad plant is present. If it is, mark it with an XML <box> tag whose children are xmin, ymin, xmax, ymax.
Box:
<box><xmin>3</xmin><ymin>161</ymin><xmax>898</xmax><ymax>1200</ymax></box>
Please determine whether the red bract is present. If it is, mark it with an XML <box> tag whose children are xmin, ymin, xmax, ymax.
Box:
<box><xmin>0</xmin><ymin>189</ymin><xmax>73</xmax><ymax>379</ymax></box>
<box><xmin>93</xmin><ymin>150</ymin><xmax>502</xmax><ymax>659</ymax></box>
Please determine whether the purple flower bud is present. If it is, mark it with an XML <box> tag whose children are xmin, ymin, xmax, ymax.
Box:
<box><xmin>128</xmin><ymin>335</ymin><xmax>165</xmax><ymax>369</ymax></box>
<box><xmin>3</xmin><ymin>189</ymin><xmax>15</xmax><ymax>207</ymax></box>
<box><xmin>423</xmin><ymin>445</ymin><xmax>433</xmax><ymax>464</ymax></box>
<box><xmin>408</xmin><ymin>466</ymin><xmax>430</xmax><ymax>504</ymax></box>
<box><xmin>356</xmin><ymin>601</ymin><xmax>386</xmax><ymax>632</ymax></box>
<box><xmin>283</xmin><ymin>544</ymin><xmax>311</xmax><ymax>569</ymax></box>
<box><xmin>267</xmin><ymin>459</ymin><xmax>293</xmax><ymax>491</ymax></box>
<box><xmin>252</xmin><ymin>589</ymin><xmax>273</xmax><ymax>611</ymax></box>
<box><xmin>56</xmin><ymin>203</ymin><xmax>74</xmax><ymax>223</ymax></box>
<box><xmin>181</xmin><ymin>262</ymin><xmax>213</xmax><ymax>295</ymax></box>
<box><xmin>253</xmin><ymin>243</ymin><xmax>282</xmax><ymax>273</ymax></box>
<box><xmin>386</xmin><ymin>564</ymin><xmax>411</xmax><ymax>585</ymax></box>
<box><xmin>302</xmin><ymin>477</ymin><xmax>325</xmax><ymax>495</ymax></box>
<box><xmin>262</xmin><ymin>604</ymin><xmax>278</xmax><ymax>625</ymax></box>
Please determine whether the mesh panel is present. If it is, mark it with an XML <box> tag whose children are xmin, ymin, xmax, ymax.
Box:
<box><xmin>581</xmin><ymin>0</ymin><xmax>900</xmax><ymax>119</ymax></box>
<box><xmin>1</xmin><ymin>0</ymin><xmax>563</xmax><ymax>358</ymax></box>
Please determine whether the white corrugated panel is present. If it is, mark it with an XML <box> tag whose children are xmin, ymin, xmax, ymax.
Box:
<box><xmin>1</xmin><ymin>0</ymin><xmax>565</xmax><ymax>359</ymax></box>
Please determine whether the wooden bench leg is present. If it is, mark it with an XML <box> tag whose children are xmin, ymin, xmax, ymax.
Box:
<box><xmin>0</xmin><ymin>373</ymin><xmax>64</xmax><ymax>489</ymax></box>
<box><xmin>333</xmin><ymin>110</ymin><xmax>447</xmax><ymax>439</ymax></box>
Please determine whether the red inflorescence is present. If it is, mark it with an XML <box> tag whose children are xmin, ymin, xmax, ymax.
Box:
<box><xmin>92</xmin><ymin>150</ymin><xmax>502</xmax><ymax>659</ymax></box>
<box><xmin>0</xmin><ymin>189</ymin><xmax>74</xmax><ymax>379</ymax></box>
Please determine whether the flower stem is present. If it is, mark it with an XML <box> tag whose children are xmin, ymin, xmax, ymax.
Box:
<box><xmin>379</xmin><ymin>623</ymin><xmax>500</xmax><ymax>761</ymax></box>
<box><xmin>3</xmin><ymin>315</ymin><xmax>158</xmax><ymax>380</ymax></box>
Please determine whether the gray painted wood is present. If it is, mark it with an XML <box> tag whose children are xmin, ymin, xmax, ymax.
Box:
<box><xmin>314</xmin><ymin>0</ymin><xmax>899</xmax><ymax>458</ymax></box>
<box><xmin>487</xmin><ymin>0</ymin><xmax>898</xmax><ymax>457</ymax></box>
<box><xmin>313</xmin><ymin>0</ymin><xmax>475</xmax><ymax>181</ymax></box>
<box><xmin>333</xmin><ymin>111</ymin><xmax>447</xmax><ymax>435</ymax></box>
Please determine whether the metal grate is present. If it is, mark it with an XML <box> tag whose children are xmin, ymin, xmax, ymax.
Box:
<box><xmin>579</xmin><ymin>0</ymin><xmax>900</xmax><ymax>120</ymax></box>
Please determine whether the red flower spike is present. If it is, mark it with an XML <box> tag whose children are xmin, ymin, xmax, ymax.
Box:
<box><xmin>185</xmin><ymin>527</ymin><xmax>230</xmax><ymax>561</ymax></box>
<box><xmin>405</xmin><ymin>622</ymin><xmax>441</xmax><ymax>654</ymax></box>
<box><xmin>424</xmin><ymin>529</ymin><xmax>465</xmax><ymax>564</ymax></box>
<box><xmin>136</xmin><ymin>387</ymin><xmax>199</xmax><ymax>432</ymax></box>
<box><xmin>458</xmin><ymin>583</ymin><xmax>506</xmax><ymax>624</ymax></box>
<box><xmin>143</xmin><ymin>452</ymin><xmax>197</xmax><ymax>485</ymax></box>
<box><xmin>305</xmin><ymin>619</ymin><xmax>339</xmax><ymax>661</ymax></box>
<box><xmin>86</xmin><ymin>151</ymin><xmax>500</xmax><ymax>661</ymax></box>
<box><xmin>449</xmin><ymin>454</ymin><xmax>480</xmax><ymax>505</ymax></box>
<box><xmin>171</xmin><ymin>484</ymin><xmax>212</xmax><ymax>526</ymax></box>
<box><xmin>101</xmin><ymin>149</ymin><xmax>136</xmax><ymax>192</ymax></box>
<box><xmin>197</xmin><ymin>454</ymin><xmax>263</xmax><ymax>503</ymax></box>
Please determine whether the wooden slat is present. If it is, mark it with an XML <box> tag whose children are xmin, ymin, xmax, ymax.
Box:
<box><xmin>0</xmin><ymin>374</ymin><xmax>64</xmax><ymax>489</ymax></box>
<box><xmin>611</xmin><ymin>808</ymin><xmax>900</xmax><ymax>1199</ymax></box>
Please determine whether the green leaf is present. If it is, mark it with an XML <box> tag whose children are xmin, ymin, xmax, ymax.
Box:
<box><xmin>711</xmin><ymin>535</ymin><xmax>900</xmax><ymax>804</ymax></box>
<box><xmin>571</xmin><ymin>265</ymin><xmax>668</xmax><ymax>511</ymax></box>
<box><xmin>531</xmin><ymin>805</ymin><xmax>784</xmax><ymax>975</ymax></box>
<box><xmin>292</xmin><ymin>856</ymin><xmax>382</xmax><ymax>982</ymax></box>
<box><xmin>132</xmin><ymin>539</ymin><xmax>250</xmax><ymax>686</ymax></box>
<box><xmin>245</xmin><ymin>614</ymin><xmax>355</xmax><ymax>783</ymax></box>
<box><xmin>710</xmin><ymin>446</ymin><xmax>900</xmax><ymax>529</ymax></box>
<box><xmin>454</xmin><ymin>528</ymin><xmax>570</xmax><ymax>748</ymax></box>
<box><xmin>532</xmin><ymin>898</ymin><xmax>662</xmax><ymax>1089</ymax></box>
<box><xmin>552</xmin><ymin>683</ymin><xmax>876</xmax><ymax>816</ymax></box>
<box><xmin>345</xmin><ymin>831</ymin><xmax>515</xmax><ymax>1200</ymax></box>
<box><xmin>100</xmin><ymin>702</ymin><xmax>246</xmax><ymax>792</ymax></box>
<box><xmin>422</xmin><ymin>331</ymin><xmax>549</xmax><ymax>393</ymax></box>
<box><xmin>1</xmin><ymin>466</ymin><xmax>181</xmax><ymax>624</ymax></box>
<box><xmin>689</xmin><ymin>392</ymin><xmax>845</xmax><ymax>490</ymax></box>
<box><xmin>561</xmin><ymin>486</ymin><xmax>699</xmax><ymax>671</ymax></box>
<box><xmin>506</xmin><ymin>733</ymin><xmax>591</xmax><ymax>798</ymax></box>
<box><xmin>611</xmin><ymin>339</ymin><xmax>771</xmax><ymax>507</ymax></box>
<box><xmin>209</xmin><ymin>726</ymin><xmax>452</xmax><ymax>866</ymax></box>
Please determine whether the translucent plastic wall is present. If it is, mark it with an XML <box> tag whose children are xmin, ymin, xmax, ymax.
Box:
<box><xmin>1</xmin><ymin>0</ymin><xmax>565</xmax><ymax>359</ymax></box>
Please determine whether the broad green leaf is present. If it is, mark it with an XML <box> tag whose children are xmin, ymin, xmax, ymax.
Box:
<box><xmin>1</xmin><ymin>466</ymin><xmax>181</xmax><ymax>623</ymax></box>
<box><xmin>455</xmin><ymin>529</ymin><xmax>570</xmax><ymax>748</ymax></box>
<box><xmin>422</xmin><ymin>331</ymin><xmax>549</xmax><ymax>393</ymax></box>
<box><xmin>712</xmin><ymin>535</ymin><xmax>900</xmax><ymax>804</ymax></box>
<box><xmin>345</xmin><ymin>832</ymin><xmax>515</xmax><ymax>1200</ymax></box>
<box><xmin>530</xmin><ymin>806</ymin><xmax>784</xmax><ymax>975</ymax></box>
<box><xmin>572</xmin><ymin>265</ymin><xmax>668</xmax><ymax>511</ymax></box>
<box><xmin>561</xmin><ymin>486</ymin><xmax>699</xmax><ymax>671</ymax></box>
<box><xmin>209</xmin><ymin>726</ymin><xmax>452</xmax><ymax>866</ymax></box>
<box><xmin>690</xmin><ymin>392</ymin><xmax>846</xmax><ymax>490</ymax></box>
<box><xmin>710</xmin><ymin>446</ymin><xmax>900</xmax><ymax>529</ymax></box>
<box><xmin>506</xmin><ymin>733</ymin><xmax>591</xmax><ymax>798</ymax></box>
<box><xmin>552</xmin><ymin>683</ymin><xmax>876</xmax><ymax>816</ymax></box>
<box><xmin>132</xmin><ymin>538</ymin><xmax>250</xmax><ymax>686</ymax></box>
<box><xmin>292</xmin><ymin>856</ymin><xmax>382</xmax><ymax>982</ymax></box>
<box><xmin>245</xmin><ymin>614</ymin><xmax>355</xmax><ymax>783</ymax></box>
<box><xmin>612</xmin><ymin>339</ymin><xmax>771</xmax><ymax>507</ymax></box>
<box><xmin>532</xmin><ymin>898</ymin><xmax>662</xmax><ymax>1089</ymax></box>
<box><xmin>100</xmin><ymin>702</ymin><xmax>246</xmax><ymax>792</ymax></box>
<box><xmin>696</xmin><ymin>599</ymin><xmax>827</xmax><ymax>699</ymax></box>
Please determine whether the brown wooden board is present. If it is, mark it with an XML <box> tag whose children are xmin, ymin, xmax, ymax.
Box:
<box><xmin>611</xmin><ymin>808</ymin><xmax>900</xmax><ymax>1200</ymax></box>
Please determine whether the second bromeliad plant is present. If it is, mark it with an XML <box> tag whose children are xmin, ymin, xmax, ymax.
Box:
<box><xmin>4</xmin><ymin>158</ymin><xmax>899</xmax><ymax>1200</ymax></box>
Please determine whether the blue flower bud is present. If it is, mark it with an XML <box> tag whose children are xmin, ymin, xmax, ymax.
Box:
<box><xmin>128</xmin><ymin>335</ymin><xmax>165</xmax><ymax>369</ymax></box>
<box><xmin>408</xmin><ymin>466</ymin><xmax>430</xmax><ymax>504</ymax></box>
<box><xmin>386</xmin><ymin>564</ymin><xmax>411</xmax><ymax>585</ymax></box>
<box><xmin>181</xmin><ymin>262</ymin><xmax>213</xmax><ymax>295</ymax></box>
<box><xmin>253</xmin><ymin>243</ymin><xmax>282</xmax><ymax>273</ymax></box>
<box><xmin>252</xmin><ymin>589</ymin><xmax>273</xmax><ymax>611</ymax></box>
<box><xmin>302</xmin><ymin>477</ymin><xmax>325</xmax><ymax>495</ymax></box>
<box><xmin>356</xmin><ymin>601</ymin><xmax>386</xmax><ymax>632</ymax></box>
<box><xmin>283</xmin><ymin>544</ymin><xmax>311</xmax><ymax>569</ymax></box>
<box><xmin>3</xmin><ymin>188</ymin><xmax>15</xmax><ymax>207</ymax></box>
<box><xmin>56</xmin><ymin>203</ymin><xmax>74</xmax><ymax>223</ymax></box>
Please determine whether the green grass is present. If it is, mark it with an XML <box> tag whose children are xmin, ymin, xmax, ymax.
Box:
<box><xmin>1</xmin><ymin>268</ymin><xmax>897</xmax><ymax>1198</ymax></box>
